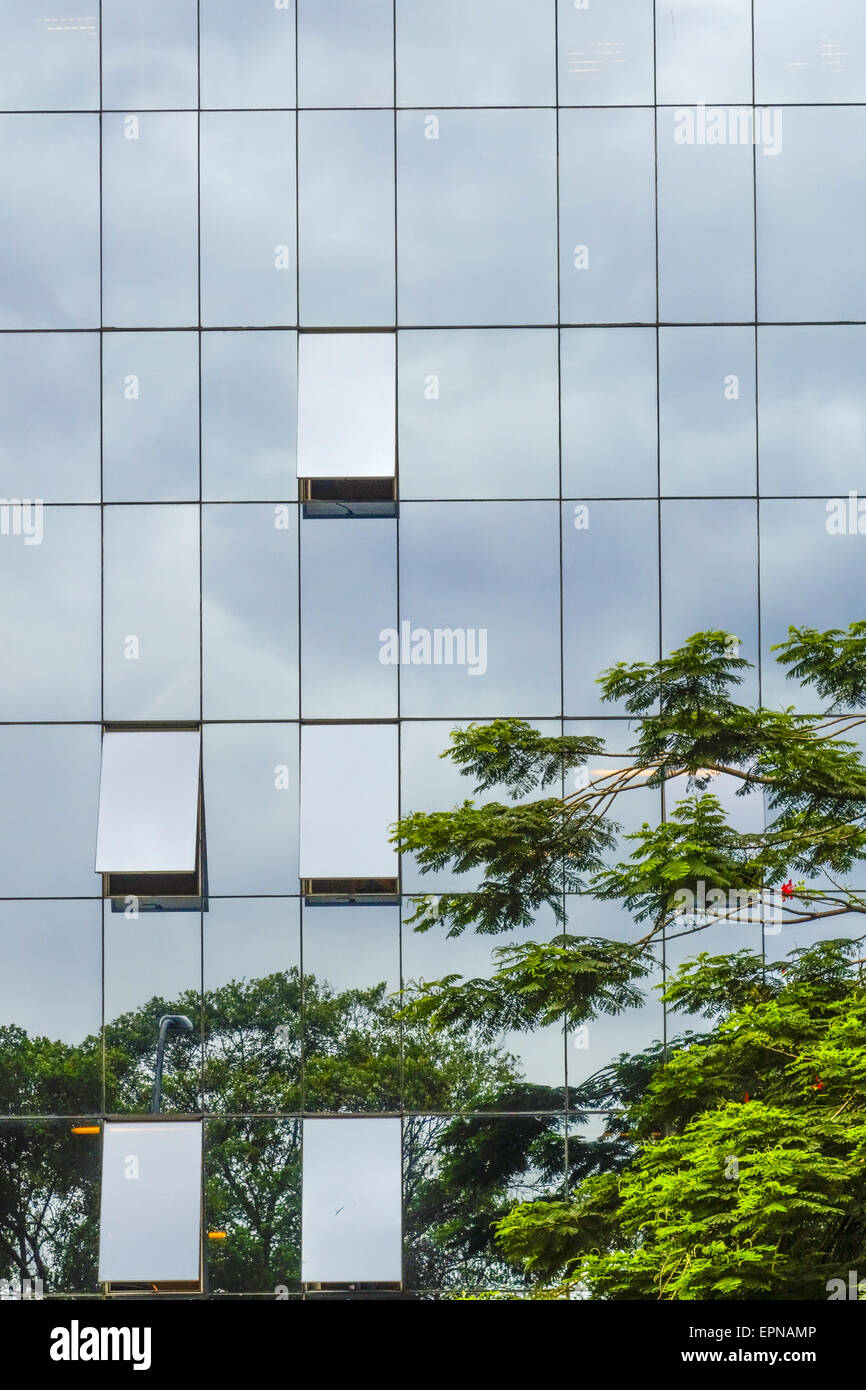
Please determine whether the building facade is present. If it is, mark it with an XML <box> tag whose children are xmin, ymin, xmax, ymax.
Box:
<box><xmin>0</xmin><ymin>0</ymin><xmax>865</xmax><ymax>1298</ymax></box>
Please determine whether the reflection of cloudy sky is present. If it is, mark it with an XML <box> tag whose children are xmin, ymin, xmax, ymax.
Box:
<box><xmin>560</xmin><ymin>109</ymin><xmax>656</xmax><ymax>323</ymax></box>
<box><xmin>657</xmin><ymin>119</ymin><xmax>754</xmax><ymax>322</ymax></box>
<box><xmin>397</xmin><ymin>0</ymin><xmax>555</xmax><ymax>106</ymax></box>
<box><xmin>201</xmin><ymin>0</ymin><xmax>296</xmax><ymax>109</ymax></box>
<box><xmin>558</xmin><ymin>0</ymin><xmax>653</xmax><ymax>105</ymax></box>
<box><xmin>760</xmin><ymin>500</ymin><xmax>866</xmax><ymax>711</ymax></box>
<box><xmin>202</xmin><ymin>723</ymin><xmax>299</xmax><ymax>895</ymax></box>
<box><xmin>397</xmin><ymin>109</ymin><xmax>558</xmax><ymax>326</ymax></box>
<box><xmin>562</xmin><ymin>500</ymin><xmax>659</xmax><ymax>716</ymax></box>
<box><xmin>0</xmin><ymin>115</ymin><xmax>99</xmax><ymax>329</ymax></box>
<box><xmin>0</xmin><ymin>0</ymin><xmax>98</xmax><ymax>110</ymax></box>
<box><xmin>656</xmin><ymin>0</ymin><xmax>752</xmax><ymax>103</ymax></box>
<box><xmin>659</xmin><ymin>329</ymin><xmax>756</xmax><ymax>496</ymax></box>
<box><xmin>0</xmin><ymin>334</ymin><xmax>99</xmax><ymax>501</ymax></box>
<box><xmin>561</xmin><ymin>329</ymin><xmax>657</xmax><ymax>498</ymax></box>
<box><xmin>754</xmin><ymin>0</ymin><xmax>866</xmax><ymax>103</ymax></box>
<box><xmin>661</xmin><ymin>499</ymin><xmax>760</xmax><ymax>703</ymax></box>
<box><xmin>102</xmin><ymin>112</ymin><xmax>197</xmax><ymax>328</ymax></box>
<box><xmin>301</xmin><ymin>515</ymin><xmax>396</xmax><ymax>718</ymax></box>
<box><xmin>0</xmin><ymin>901</ymin><xmax>100</xmax><ymax>1044</ymax></box>
<box><xmin>299</xmin><ymin>0</ymin><xmax>392</xmax><ymax>107</ymax></box>
<box><xmin>101</xmin><ymin>0</ymin><xmax>196</xmax><ymax>108</ymax></box>
<box><xmin>200</xmin><ymin>112</ymin><xmax>296</xmax><ymax>327</ymax></box>
<box><xmin>201</xmin><ymin>332</ymin><xmax>296</xmax><ymax>500</ymax></box>
<box><xmin>399</xmin><ymin>329</ymin><xmax>559</xmax><ymax>500</ymax></box>
<box><xmin>299</xmin><ymin>112</ymin><xmax>395</xmax><ymax>327</ymax></box>
<box><xmin>758</xmin><ymin>328</ymin><xmax>866</xmax><ymax>495</ymax></box>
<box><xmin>103</xmin><ymin>333</ymin><xmax>199</xmax><ymax>502</ymax></box>
<box><xmin>0</xmin><ymin>507</ymin><xmax>101</xmax><ymax>719</ymax></box>
<box><xmin>0</xmin><ymin>725</ymin><xmax>101</xmax><ymax>897</ymax></box>
<box><xmin>757</xmin><ymin>107</ymin><xmax>866</xmax><ymax>322</ymax></box>
<box><xmin>103</xmin><ymin>504</ymin><xmax>200</xmax><ymax>720</ymax></box>
<box><xmin>203</xmin><ymin>504</ymin><xmax>299</xmax><ymax>719</ymax></box>
<box><xmin>399</xmin><ymin>501</ymin><xmax>561</xmax><ymax>716</ymax></box>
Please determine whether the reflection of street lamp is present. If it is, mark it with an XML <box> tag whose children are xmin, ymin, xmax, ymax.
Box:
<box><xmin>151</xmin><ymin>1015</ymin><xmax>194</xmax><ymax>1114</ymax></box>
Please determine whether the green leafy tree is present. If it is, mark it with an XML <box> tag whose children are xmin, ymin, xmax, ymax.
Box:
<box><xmin>393</xmin><ymin>625</ymin><xmax>866</xmax><ymax>1298</ymax></box>
<box><xmin>0</xmin><ymin>971</ymin><xmax>547</xmax><ymax>1293</ymax></box>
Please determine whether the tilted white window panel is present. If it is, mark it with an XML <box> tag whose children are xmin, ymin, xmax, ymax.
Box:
<box><xmin>302</xmin><ymin>1118</ymin><xmax>402</xmax><ymax>1283</ymax></box>
<box><xmin>95</xmin><ymin>730</ymin><xmax>200</xmax><ymax>873</ymax></box>
<box><xmin>297</xmin><ymin>332</ymin><xmax>396</xmax><ymax>478</ymax></box>
<box><xmin>299</xmin><ymin>723</ymin><xmax>398</xmax><ymax>878</ymax></box>
<box><xmin>98</xmin><ymin>1121</ymin><xmax>202</xmax><ymax>1283</ymax></box>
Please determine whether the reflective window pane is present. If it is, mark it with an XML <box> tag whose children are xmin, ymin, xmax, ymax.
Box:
<box><xmin>297</xmin><ymin>334</ymin><xmax>395</xmax><ymax>478</ymax></box>
<box><xmin>760</xmin><ymin>500</ymin><xmax>866</xmax><ymax>712</ymax></box>
<box><xmin>202</xmin><ymin>504</ymin><xmax>299</xmax><ymax>720</ymax></box>
<box><xmin>397</xmin><ymin>0</ymin><xmax>555</xmax><ymax>106</ymax></box>
<box><xmin>205</xmin><ymin>1117</ymin><xmax>301</xmax><ymax>1292</ymax></box>
<box><xmin>104</xmin><ymin>905</ymin><xmax>201</xmax><ymax>1113</ymax></box>
<box><xmin>103</xmin><ymin>332</ymin><xmax>199</xmax><ymax>502</ymax></box>
<box><xmin>204</xmin><ymin>899</ymin><xmax>301</xmax><ymax>1114</ymax></box>
<box><xmin>657</xmin><ymin>109</ymin><xmax>755</xmax><ymax>322</ymax></box>
<box><xmin>659</xmin><ymin>328</ymin><xmax>756</xmax><ymax>496</ymax></box>
<box><xmin>558</xmin><ymin>0</ymin><xmax>654</xmax><ymax>105</ymax></box>
<box><xmin>565</xmin><ymin>897</ymin><xmax>663</xmax><ymax>1090</ymax></box>
<box><xmin>102</xmin><ymin>113</ymin><xmax>198</xmax><ymax>328</ymax></box>
<box><xmin>0</xmin><ymin>506</ymin><xmax>100</xmax><ymax>720</ymax></box>
<box><xmin>103</xmin><ymin>505</ymin><xmax>200</xmax><ymax>720</ymax></box>
<box><xmin>402</xmin><ymin>902</ymin><xmax>566</xmax><ymax>1103</ymax></box>
<box><xmin>298</xmin><ymin>112</ymin><xmax>395</xmax><ymax>327</ymax></box>
<box><xmin>303</xmin><ymin>904</ymin><xmax>400</xmax><ymax>1112</ymax></box>
<box><xmin>0</xmin><ymin>1121</ymin><xmax>100</xmax><ymax>1294</ymax></box>
<box><xmin>299</xmin><ymin>724</ymin><xmax>398</xmax><ymax>879</ymax></box>
<box><xmin>562</xmin><ymin>501</ymin><xmax>659</xmax><ymax>716</ymax></box>
<box><xmin>96</xmin><ymin>731</ymin><xmax>201</xmax><ymax>874</ymax></box>
<box><xmin>757</xmin><ymin>107</ymin><xmax>866</xmax><ymax>323</ymax></box>
<box><xmin>201</xmin><ymin>113</ymin><xmax>297</xmax><ymax>328</ymax></box>
<box><xmin>655</xmin><ymin>0</ymin><xmax>753</xmax><ymax>104</ymax></box>
<box><xmin>755</xmin><ymin>0</ymin><xmax>866</xmax><ymax>103</ymax></box>
<box><xmin>299</xmin><ymin>0</ymin><xmax>393</xmax><ymax>108</ymax></box>
<box><xmin>98</xmin><ymin>1123</ymin><xmax>202</xmax><ymax>1282</ymax></box>
<box><xmin>0</xmin><ymin>333</ymin><xmax>99</xmax><ymax>503</ymax></box>
<box><xmin>758</xmin><ymin>327</ymin><xmax>866</xmax><ymax>496</ymax></box>
<box><xmin>0</xmin><ymin>0</ymin><xmax>98</xmax><ymax>110</ymax></box>
<box><xmin>201</xmin><ymin>331</ymin><xmax>297</xmax><ymax>501</ymax></box>
<box><xmin>202</xmin><ymin>724</ymin><xmax>299</xmax><ymax>895</ymax></box>
<box><xmin>0</xmin><ymin>726</ymin><xmax>101</xmax><ymax>897</ymax></box>
<box><xmin>201</xmin><ymin>0</ymin><xmax>296</xmax><ymax>109</ymax></box>
<box><xmin>399</xmin><ymin>720</ymin><xmax>562</xmax><ymax>894</ymax></box>
<box><xmin>561</xmin><ymin>329</ymin><xmax>657</xmax><ymax>498</ymax></box>
<box><xmin>398</xmin><ymin>330</ymin><xmax>559</xmax><ymax>500</ymax></box>
<box><xmin>397</xmin><ymin>110</ymin><xmax>558</xmax><ymax>327</ymax></box>
<box><xmin>398</xmin><ymin>502</ymin><xmax>561</xmax><ymax>717</ymax></box>
<box><xmin>661</xmin><ymin>500</ymin><xmax>759</xmax><ymax>703</ymax></box>
<box><xmin>301</xmin><ymin>516</ymin><xmax>397</xmax><ymax>719</ymax></box>
<box><xmin>301</xmin><ymin>1118</ymin><xmax>402</xmax><ymax>1283</ymax></box>
<box><xmin>101</xmin><ymin>0</ymin><xmax>197</xmax><ymax>109</ymax></box>
<box><xmin>559</xmin><ymin>110</ymin><xmax>656</xmax><ymax>325</ymax></box>
<box><xmin>0</xmin><ymin>902</ymin><xmax>101</xmax><ymax>1115</ymax></box>
<box><xmin>0</xmin><ymin>115</ymin><xmax>99</xmax><ymax>330</ymax></box>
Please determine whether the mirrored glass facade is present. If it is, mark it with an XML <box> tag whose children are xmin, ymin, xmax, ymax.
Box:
<box><xmin>1</xmin><ymin>0</ymin><xmax>864</xmax><ymax>1300</ymax></box>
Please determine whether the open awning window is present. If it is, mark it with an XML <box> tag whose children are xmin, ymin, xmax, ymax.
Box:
<box><xmin>299</xmin><ymin>723</ymin><xmax>399</xmax><ymax>886</ymax></box>
<box><xmin>95</xmin><ymin>729</ymin><xmax>202</xmax><ymax>899</ymax></box>
<box><xmin>98</xmin><ymin>1121</ymin><xmax>203</xmax><ymax>1287</ymax></box>
<box><xmin>301</xmin><ymin>1118</ymin><xmax>402</xmax><ymax>1285</ymax></box>
<box><xmin>297</xmin><ymin>334</ymin><xmax>396</xmax><ymax>514</ymax></box>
